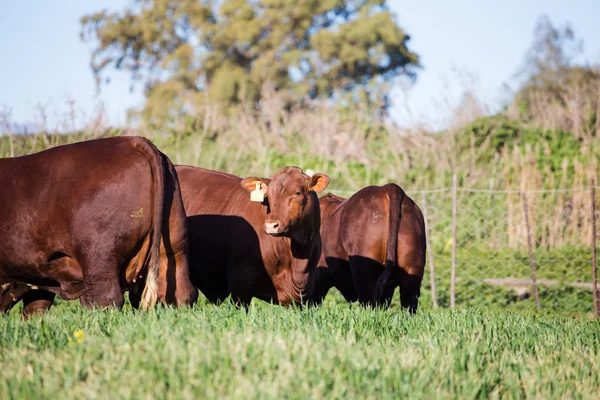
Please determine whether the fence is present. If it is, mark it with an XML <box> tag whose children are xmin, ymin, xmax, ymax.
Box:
<box><xmin>331</xmin><ymin>176</ymin><xmax>600</xmax><ymax>315</ymax></box>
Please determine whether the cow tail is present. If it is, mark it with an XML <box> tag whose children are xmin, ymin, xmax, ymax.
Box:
<box><xmin>385</xmin><ymin>183</ymin><xmax>404</xmax><ymax>271</ymax></box>
<box><xmin>372</xmin><ymin>184</ymin><xmax>405</xmax><ymax>304</ymax></box>
<box><xmin>134</xmin><ymin>137</ymin><xmax>165</xmax><ymax>311</ymax></box>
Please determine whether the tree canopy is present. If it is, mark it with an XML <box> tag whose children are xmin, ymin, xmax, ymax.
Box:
<box><xmin>81</xmin><ymin>0</ymin><xmax>419</xmax><ymax>125</ymax></box>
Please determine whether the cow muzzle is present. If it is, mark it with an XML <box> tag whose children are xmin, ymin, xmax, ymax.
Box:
<box><xmin>264</xmin><ymin>219</ymin><xmax>287</xmax><ymax>236</ymax></box>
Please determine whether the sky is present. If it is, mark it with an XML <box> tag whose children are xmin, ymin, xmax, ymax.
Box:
<box><xmin>1</xmin><ymin>0</ymin><xmax>599</xmax><ymax>131</ymax></box>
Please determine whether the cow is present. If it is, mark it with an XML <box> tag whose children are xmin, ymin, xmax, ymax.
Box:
<box><xmin>0</xmin><ymin>136</ymin><xmax>197</xmax><ymax>317</ymax></box>
<box><xmin>307</xmin><ymin>184</ymin><xmax>426</xmax><ymax>313</ymax></box>
<box><xmin>175</xmin><ymin>165</ymin><xmax>329</xmax><ymax>307</ymax></box>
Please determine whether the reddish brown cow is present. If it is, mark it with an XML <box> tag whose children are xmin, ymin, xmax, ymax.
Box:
<box><xmin>0</xmin><ymin>136</ymin><xmax>197</xmax><ymax>317</ymax></box>
<box><xmin>175</xmin><ymin>165</ymin><xmax>329</xmax><ymax>306</ymax></box>
<box><xmin>308</xmin><ymin>184</ymin><xmax>426</xmax><ymax>312</ymax></box>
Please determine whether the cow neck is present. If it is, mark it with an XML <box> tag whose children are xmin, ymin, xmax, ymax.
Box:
<box><xmin>290</xmin><ymin>192</ymin><xmax>321</xmax><ymax>257</ymax></box>
<box><xmin>286</xmin><ymin>219</ymin><xmax>320</xmax><ymax>301</ymax></box>
<box><xmin>288</xmin><ymin>241</ymin><xmax>313</xmax><ymax>303</ymax></box>
<box><xmin>289</xmin><ymin>231</ymin><xmax>314</xmax><ymax>259</ymax></box>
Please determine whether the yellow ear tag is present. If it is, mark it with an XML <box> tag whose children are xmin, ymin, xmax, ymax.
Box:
<box><xmin>250</xmin><ymin>182</ymin><xmax>264</xmax><ymax>202</ymax></box>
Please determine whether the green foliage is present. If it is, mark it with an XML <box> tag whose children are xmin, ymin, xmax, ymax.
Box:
<box><xmin>455</xmin><ymin>112</ymin><xmax>599</xmax><ymax>188</ymax></box>
<box><xmin>460</xmin><ymin>114</ymin><xmax>583</xmax><ymax>164</ymax></box>
<box><xmin>428</xmin><ymin>279</ymin><xmax>596</xmax><ymax>315</ymax></box>
<box><xmin>461</xmin><ymin>115</ymin><xmax>520</xmax><ymax>157</ymax></box>
<box><xmin>81</xmin><ymin>0</ymin><xmax>419</xmax><ymax>126</ymax></box>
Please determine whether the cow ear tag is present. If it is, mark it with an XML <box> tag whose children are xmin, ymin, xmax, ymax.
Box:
<box><xmin>250</xmin><ymin>182</ymin><xmax>264</xmax><ymax>202</ymax></box>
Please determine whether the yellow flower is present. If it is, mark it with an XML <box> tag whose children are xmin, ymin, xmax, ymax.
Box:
<box><xmin>444</xmin><ymin>237</ymin><xmax>453</xmax><ymax>251</ymax></box>
<box><xmin>73</xmin><ymin>329</ymin><xmax>85</xmax><ymax>343</ymax></box>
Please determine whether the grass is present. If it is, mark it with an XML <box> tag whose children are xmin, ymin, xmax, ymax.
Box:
<box><xmin>1</xmin><ymin>294</ymin><xmax>600</xmax><ymax>399</ymax></box>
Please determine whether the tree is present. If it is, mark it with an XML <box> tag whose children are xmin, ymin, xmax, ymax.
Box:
<box><xmin>522</xmin><ymin>14</ymin><xmax>582</xmax><ymax>78</ymax></box>
<box><xmin>81</xmin><ymin>0</ymin><xmax>419</xmax><ymax>125</ymax></box>
<box><xmin>512</xmin><ymin>15</ymin><xmax>600</xmax><ymax>137</ymax></box>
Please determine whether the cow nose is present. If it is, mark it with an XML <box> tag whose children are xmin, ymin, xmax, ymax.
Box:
<box><xmin>264</xmin><ymin>220</ymin><xmax>282</xmax><ymax>235</ymax></box>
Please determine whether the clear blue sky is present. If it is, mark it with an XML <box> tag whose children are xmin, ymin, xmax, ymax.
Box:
<box><xmin>1</xmin><ymin>0</ymin><xmax>599</xmax><ymax>130</ymax></box>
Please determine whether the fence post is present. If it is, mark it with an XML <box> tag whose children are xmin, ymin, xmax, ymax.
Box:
<box><xmin>451</xmin><ymin>174</ymin><xmax>457</xmax><ymax>309</ymax></box>
<box><xmin>521</xmin><ymin>191</ymin><xmax>540</xmax><ymax>311</ymax></box>
<box><xmin>591</xmin><ymin>179</ymin><xmax>598</xmax><ymax>317</ymax></box>
<box><xmin>421</xmin><ymin>192</ymin><xmax>438</xmax><ymax>309</ymax></box>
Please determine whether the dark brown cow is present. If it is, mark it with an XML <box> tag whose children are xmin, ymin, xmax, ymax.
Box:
<box><xmin>175</xmin><ymin>165</ymin><xmax>329</xmax><ymax>306</ymax></box>
<box><xmin>308</xmin><ymin>184</ymin><xmax>426</xmax><ymax>312</ymax></box>
<box><xmin>0</xmin><ymin>136</ymin><xmax>197</xmax><ymax>317</ymax></box>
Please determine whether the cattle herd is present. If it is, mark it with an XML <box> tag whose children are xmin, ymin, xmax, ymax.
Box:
<box><xmin>0</xmin><ymin>136</ymin><xmax>426</xmax><ymax>317</ymax></box>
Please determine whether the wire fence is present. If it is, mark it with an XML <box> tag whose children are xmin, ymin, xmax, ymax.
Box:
<box><xmin>329</xmin><ymin>177</ymin><xmax>600</xmax><ymax>315</ymax></box>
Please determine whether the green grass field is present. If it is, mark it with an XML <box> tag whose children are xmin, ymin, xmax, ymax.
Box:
<box><xmin>2</xmin><ymin>292</ymin><xmax>599</xmax><ymax>399</ymax></box>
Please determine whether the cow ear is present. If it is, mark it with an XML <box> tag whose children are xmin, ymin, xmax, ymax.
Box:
<box><xmin>310</xmin><ymin>173</ymin><xmax>330</xmax><ymax>193</ymax></box>
<box><xmin>241</xmin><ymin>177</ymin><xmax>269</xmax><ymax>195</ymax></box>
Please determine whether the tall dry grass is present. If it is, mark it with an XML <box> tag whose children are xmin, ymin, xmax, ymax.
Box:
<box><xmin>1</xmin><ymin>81</ymin><xmax>599</xmax><ymax>251</ymax></box>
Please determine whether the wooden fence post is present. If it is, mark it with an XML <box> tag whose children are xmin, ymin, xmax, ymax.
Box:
<box><xmin>591</xmin><ymin>179</ymin><xmax>598</xmax><ymax>317</ymax></box>
<box><xmin>421</xmin><ymin>192</ymin><xmax>438</xmax><ymax>309</ymax></box>
<box><xmin>521</xmin><ymin>191</ymin><xmax>540</xmax><ymax>311</ymax></box>
<box><xmin>451</xmin><ymin>174</ymin><xmax>457</xmax><ymax>309</ymax></box>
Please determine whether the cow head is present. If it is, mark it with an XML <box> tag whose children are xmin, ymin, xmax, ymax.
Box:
<box><xmin>241</xmin><ymin>167</ymin><xmax>330</xmax><ymax>244</ymax></box>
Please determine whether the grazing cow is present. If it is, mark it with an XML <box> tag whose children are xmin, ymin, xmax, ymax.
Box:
<box><xmin>0</xmin><ymin>136</ymin><xmax>197</xmax><ymax>317</ymax></box>
<box><xmin>308</xmin><ymin>184</ymin><xmax>426</xmax><ymax>312</ymax></box>
<box><xmin>175</xmin><ymin>165</ymin><xmax>329</xmax><ymax>306</ymax></box>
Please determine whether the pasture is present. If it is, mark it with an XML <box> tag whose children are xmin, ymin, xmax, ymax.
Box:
<box><xmin>2</xmin><ymin>292</ymin><xmax>599</xmax><ymax>399</ymax></box>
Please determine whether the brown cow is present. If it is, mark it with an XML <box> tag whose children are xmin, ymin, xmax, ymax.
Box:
<box><xmin>175</xmin><ymin>165</ymin><xmax>329</xmax><ymax>306</ymax></box>
<box><xmin>308</xmin><ymin>184</ymin><xmax>426</xmax><ymax>313</ymax></box>
<box><xmin>0</xmin><ymin>136</ymin><xmax>197</xmax><ymax>317</ymax></box>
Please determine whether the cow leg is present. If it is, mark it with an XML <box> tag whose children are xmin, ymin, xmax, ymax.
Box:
<box><xmin>79</xmin><ymin>256</ymin><xmax>125</xmax><ymax>309</ymax></box>
<box><xmin>349</xmin><ymin>256</ymin><xmax>383</xmax><ymax>307</ymax></box>
<box><xmin>21</xmin><ymin>290</ymin><xmax>55</xmax><ymax>318</ymax></box>
<box><xmin>399</xmin><ymin>272</ymin><xmax>422</xmax><ymax>314</ymax></box>
<box><xmin>0</xmin><ymin>283</ymin><xmax>30</xmax><ymax>313</ymax></box>
<box><xmin>226</xmin><ymin>256</ymin><xmax>267</xmax><ymax>311</ymax></box>
<box><xmin>0</xmin><ymin>284</ymin><xmax>17</xmax><ymax>313</ymax></box>
<box><xmin>324</xmin><ymin>257</ymin><xmax>358</xmax><ymax>303</ymax></box>
<box><xmin>158</xmin><ymin>249</ymin><xmax>198</xmax><ymax>307</ymax></box>
<box><xmin>231</xmin><ymin>296</ymin><xmax>251</xmax><ymax>312</ymax></box>
<box><xmin>306</xmin><ymin>264</ymin><xmax>334</xmax><ymax>306</ymax></box>
<box><xmin>128</xmin><ymin>286</ymin><xmax>143</xmax><ymax>309</ymax></box>
<box><xmin>371</xmin><ymin>265</ymin><xmax>400</xmax><ymax>307</ymax></box>
<box><xmin>381</xmin><ymin>290</ymin><xmax>395</xmax><ymax>308</ymax></box>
